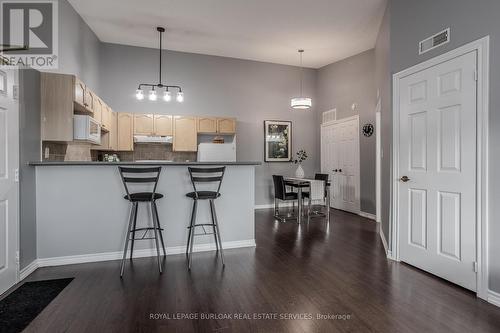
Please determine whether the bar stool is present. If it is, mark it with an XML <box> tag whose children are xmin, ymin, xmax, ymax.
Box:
<box><xmin>118</xmin><ymin>167</ymin><xmax>166</xmax><ymax>277</ymax></box>
<box><xmin>185</xmin><ymin>167</ymin><xmax>226</xmax><ymax>269</ymax></box>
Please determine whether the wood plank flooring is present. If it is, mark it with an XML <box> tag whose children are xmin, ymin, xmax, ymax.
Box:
<box><xmin>16</xmin><ymin>209</ymin><xmax>500</xmax><ymax>332</ymax></box>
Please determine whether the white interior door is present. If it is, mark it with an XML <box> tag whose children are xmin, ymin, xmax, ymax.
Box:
<box><xmin>0</xmin><ymin>69</ymin><xmax>19</xmax><ymax>295</ymax></box>
<box><xmin>398</xmin><ymin>51</ymin><xmax>477</xmax><ymax>291</ymax></box>
<box><xmin>321</xmin><ymin>116</ymin><xmax>360</xmax><ymax>213</ymax></box>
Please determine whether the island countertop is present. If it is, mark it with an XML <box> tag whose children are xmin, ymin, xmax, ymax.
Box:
<box><xmin>30</xmin><ymin>161</ymin><xmax>261</xmax><ymax>166</ymax></box>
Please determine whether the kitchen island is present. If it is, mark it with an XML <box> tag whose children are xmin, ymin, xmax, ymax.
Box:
<box><xmin>31</xmin><ymin>161</ymin><xmax>260</xmax><ymax>265</ymax></box>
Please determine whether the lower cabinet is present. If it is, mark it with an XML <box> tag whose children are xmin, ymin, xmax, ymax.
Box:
<box><xmin>117</xmin><ymin>113</ymin><xmax>134</xmax><ymax>151</ymax></box>
<box><xmin>173</xmin><ymin>116</ymin><xmax>198</xmax><ymax>152</ymax></box>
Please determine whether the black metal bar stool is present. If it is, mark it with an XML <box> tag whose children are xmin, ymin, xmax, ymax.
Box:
<box><xmin>118</xmin><ymin>167</ymin><xmax>166</xmax><ymax>277</ymax></box>
<box><xmin>185</xmin><ymin>166</ymin><xmax>226</xmax><ymax>269</ymax></box>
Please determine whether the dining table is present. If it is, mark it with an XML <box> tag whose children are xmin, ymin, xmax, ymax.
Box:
<box><xmin>284</xmin><ymin>176</ymin><xmax>331</xmax><ymax>224</ymax></box>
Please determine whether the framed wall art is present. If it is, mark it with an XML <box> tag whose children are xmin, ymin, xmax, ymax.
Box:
<box><xmin>264</xmin><ymin>120</ymin><xmax>292</xmax><ymax>162</ymax></box>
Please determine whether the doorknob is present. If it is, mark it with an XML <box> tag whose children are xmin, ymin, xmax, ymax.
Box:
<box><xmin>338</xmin><ymin>169</ymin><xmax>342</xmax><ymax>173</ymax></box>
<box><xmin>400</xmin><ymin>176</ymin><xmax>410</xmax><ymax>182</ymax></box>
<box><xmin>333</xmin><ymin>169</ymin><xmax>338</xmax><ymax>172</ymax></box>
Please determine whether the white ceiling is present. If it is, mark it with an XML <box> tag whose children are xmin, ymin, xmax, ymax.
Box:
<box><xmin>68</xmin><ymin>0</ymin><xmax>387</xmax><ymax>69</ymax></box>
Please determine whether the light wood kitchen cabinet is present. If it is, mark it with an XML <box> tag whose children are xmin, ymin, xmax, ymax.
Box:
<box><xmin>117</xmin><ymin>113</ymin><xmax>134</xmax><ymax>151</ymax></box>
<box><xmin>134</xmin><ymin>114</ymin><xmax>154</xmax><ymax>135</ymax></box>
<box><xmin>85</xmin><ymin>89</ymin><xmax>96</xmax><ymax>113</ymax></box>
<box><xmin>101</xmin><ymin>104</ymin><xmax>111</xmax><ymax>131</ymax></box>
<box><xmin>93</xmin><ymin>97</ymin><xmax>103</xmax><ymax>124</ymax></box>
<box><xmin>154</xmin><ymin>115</ymin><xmax>173</xmax><ymax>136</ymax></box>
<box><xmin>41</xmin><ymin>73</ymin><xmax>74</xmax><ymax>142</ymax></box>
<box><xmin>74</xmin><ymin>77</ymin><xmax>86</xmax><ymax>110</ymax></box>
<box><xmin>108</xmin><ymin>112</ymin><xmax>118</xmax><ymax>150</ymax></box>
<box><xmin>217</xmin><ymin>118</ymin><xmax>236</xmax><ymax>134</ymax></box>
<box><xmin>173</xmin><ymin>116</ymin><xmax>198</xmax><ymax>152</ymax></box>
<box><xmin>197</xmin><ymin>117</ymin><xmax>217</xmax><ymax>133</ymax></box>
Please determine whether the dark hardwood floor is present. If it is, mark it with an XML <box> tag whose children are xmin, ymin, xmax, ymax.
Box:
<box><xmin>18</xmin><ymin>209</ymin><xmax>500</xmax><ymax>332</ymax></box>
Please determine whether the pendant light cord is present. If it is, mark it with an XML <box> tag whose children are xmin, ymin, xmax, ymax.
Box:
<box><xmin>299</xmin><ymin>49</ymin><xmax>304</xmax><ymax>98</ymax></box>
<box><xmin>159</xmin><ymin>29</ymin><xmax>162</xmax><ymax>85</ymax></box>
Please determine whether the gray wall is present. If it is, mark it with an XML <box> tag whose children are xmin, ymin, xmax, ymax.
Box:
<box><xmin>51</xmin><ymin>0</ymin><xmax>101</xmax><ymax>92</ymax></box>
<box><xmin>19</xmin><ymin>69</ymin><xmax>41</xmax><ymax>269</ymax></box>
<box><xmin>316</xmin><ymin>50</ymin><xmax>377</xmax><ymax>214</ymax></box>
<box><xmin>390</xmin><ymin>0</ymin><xmax>500</xmax><ymax>292</ymax></box>
<box><xmin>98</xmin><ymin>43</ymin><xmax>319</xmax><ymax>206</ymax></box>
<box><xmin>374</xmin><ymin>3</ymin><xmax>391</xmax><ymax>242</ymax></box>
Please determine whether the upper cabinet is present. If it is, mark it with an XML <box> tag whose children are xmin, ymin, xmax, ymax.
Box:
<box><xmin>41</xmin><ymin>73</ymin><xmax>74</xmax><ymax>142</ymax></box>
<box><xmin>154</xmin><ymin>115</ymin><xmax>173</xmax><ymax>136</ymax></box>
<box><xmin>74</xmin><ymin>77</ymin><xmax>86</xmax><ymax>110</ymax></box>
<box><xmin>117</xmin><ymin>113</ymin><xmax>134</xmax><ymax>151</ymax></box>
<box><xmin>108</xmin><ymin>112</ymin><xmax>118</xmax><ymax>150</ymax></box>
<box><xmin>217</xmin><ymin>118</ymin><xmax>236</xmax><ymax>134</ymax></box>
<box><xmin>102</xmin><ymin>104</ymin><xmax>111</xmax><ymax>131</ymax></box>
<box><xmin>93</xmin><ymin>97</ymin><xmax>103</xmax><ymax>124</ymax></box>
<box><xmin>134</xmin><ymin>114</ymin><xmax>154</xmax><ymax>135</ymax></box>
<box><xmin>173</xmin><ymin>116</ymin><xmax>198</xmax><ymax>152</ymax></box>
<box><xmin>197</xmin><ymin>117</ymin><xmax>217</xmax><ymax>134</ymax></box>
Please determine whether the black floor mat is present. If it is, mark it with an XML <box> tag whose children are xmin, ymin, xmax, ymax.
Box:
<box><xmin>0</xmin><ymin>278</ymin><xmax>74</xmax><ymax>333</ymax></box>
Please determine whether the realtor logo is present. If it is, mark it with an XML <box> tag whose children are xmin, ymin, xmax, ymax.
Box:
<box><xmin>0</xmin><ymin>0</ymin><xmax>58</xmax><ymax>69</ymax></box>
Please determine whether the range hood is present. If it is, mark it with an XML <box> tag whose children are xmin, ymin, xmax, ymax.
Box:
<box><xmin>134</xmin><ymin>135</ymin><xmax>173</xmax><ymax>144</ymax></box>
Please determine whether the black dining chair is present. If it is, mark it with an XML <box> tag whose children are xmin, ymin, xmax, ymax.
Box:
<box><xmin>118</xmin><ymin>167</ymin><xmax>166</xmax><ymax>277</ymax></box>
<box><xmin>272</xmin><ymin>175</ymin><xmax>305</xmax><ymax>221</ymax></box>
<box><xmin>185</xmin><ymin>167</ymin><xmax>226</xmax><ymax>269</ymax></box>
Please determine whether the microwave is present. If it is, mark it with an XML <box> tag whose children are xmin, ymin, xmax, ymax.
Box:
<box><xmin>74</xmin><ymin>115</ymin><xmax>101</xmax><ymax>144</ymax></box>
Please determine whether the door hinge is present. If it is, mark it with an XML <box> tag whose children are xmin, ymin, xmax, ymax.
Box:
<box><xmin>474</xmin><ymin>70</ymin><xmax>478</xmax><ymax>81</ymax></box>
<box><xmin>15</xmin><ymin>251</ymin><xmax>20</xmax><ymax>265</ymax></box>
<box><xmin>14</xmin><ymin>168</ymin><xmax>19</xmax><ymax>182</ymax></box>
<box><xmin>473</xmin><ymin>261</ymin><xmax>478</xmax><ymax>273</ymax></box>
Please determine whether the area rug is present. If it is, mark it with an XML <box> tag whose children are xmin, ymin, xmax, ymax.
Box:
<box><xmin>0</xmin><ymin>278</ymin><xmax>74</xmax><ymax>333</ymax></box>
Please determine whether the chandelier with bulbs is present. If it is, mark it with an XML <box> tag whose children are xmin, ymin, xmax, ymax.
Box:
<box><xmin>135</xmin><ymin>27</ymin><xmax>184</xmax><ymax>103</ymax></box>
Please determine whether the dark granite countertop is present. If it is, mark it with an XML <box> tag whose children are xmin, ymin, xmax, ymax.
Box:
<box><xmin>29</xmin><ymin>161</ymin><xmax>261</xmax><ymax>166</ymax></box>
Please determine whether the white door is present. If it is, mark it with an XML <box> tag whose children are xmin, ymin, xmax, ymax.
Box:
<box><xmin>398</xmin><ymin>51</ymin><xmax>477</xmax><ymax>291</ymax></box>
<box><xmin>321</xmin><ymin>116</ymin><xmax>360</xmax><ymax>213</ymax></box>
<box><xmin>0</xmin><ymin>69</ymin><xmax>19</xmax><ymax>295</ymax></box>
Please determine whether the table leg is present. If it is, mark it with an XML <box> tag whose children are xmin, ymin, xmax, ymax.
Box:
<box><xmin>297</xmin><ymin>186</ymin><xmax>302</xmax><ymax>224</ymax></box>
<box><xmin>326</xmin><ymin>184</ymin><xmax>331</xmax><ymax>224</ymax></box>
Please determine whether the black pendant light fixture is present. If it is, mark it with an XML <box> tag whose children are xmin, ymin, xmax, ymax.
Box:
<box><xmin>135</xmin><ymin>27</ymin><xmax>184</xmax><ymax>102</ymax></box>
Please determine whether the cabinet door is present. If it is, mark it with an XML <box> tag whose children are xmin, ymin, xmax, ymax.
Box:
<box><xmin>134</xmin><ymin>114</ymin><xmax>154</xmax><ymax>135</ymax></box>
<box><xmin>173</xmin><ymin>116</ymin><xmax>198</xmax><ymax>152</ymax></box>
<box><xmin>118</xmin><ymin>113</ymin><xmax>134</xmax><ymax>151</ymax></box>
<box><xmin>74</xmin><ymin>77</ymin><xmax>86</xmax><ymax>108</ymax></box>
<box><xmin>197</xmin><ymin>117</ymin><xmax>217</xmax><ymax>133</ymax></box>
<box><xmin>109</xmin><ymin>112</ymin><xmax>118</xmax><ymax>150</ymax></box>
<box><xmin>41</xmin><ymin>73</ymin><xmax>74</xmax><ymax>141</ymax></box>
<box><xmin>93</xmin><ymin>98</ymin><xmax>102</xmax><ymax>124</ymax></box>
<box><xmin>102</xmin><ymin>104</ymin><xmax>111</xmax><ymax>130</ymax></box>
<box><xmin>217</xmin><ymin>118</ymin><xmax>236</xmax><ymax>134</ymax></box>
<box><xmin>154</xmin><ymin>115</ymin><xmax>173</xmax><ymax>136</ymax></box>
<box><xmin>85</xmin><ymin>89</ymin><xmax>95</xmax><ymax>113</ymax></box>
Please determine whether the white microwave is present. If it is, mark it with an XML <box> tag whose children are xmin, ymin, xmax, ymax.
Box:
<box><xmin>74</xmin><ymin>115</ymin><xmax>101</xmax><ymax>144</ymax></box>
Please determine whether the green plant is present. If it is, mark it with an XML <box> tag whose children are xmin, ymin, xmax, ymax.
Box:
<box><xmin>292</xmin><ymin>149</ymin><xmax>307</xmax><ymax>164</ymax></box>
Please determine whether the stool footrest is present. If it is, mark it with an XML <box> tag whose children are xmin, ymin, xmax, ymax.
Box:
<box><xmin>129</xmin><ymin>237</ymin><xmax>158</xmax><ymax>241</ymax></box>
<box><xmin>193</xmin><ymin>232</ymin><xmax>215</xmax><ymax>236</ymax></box>
<box><xmin>187</xmin><ymin>224</ymin><xmax>215</xmax><ymax>228</ymax></box>
<box><xmin>130</xmin><ymin>227</ymin><xmax>164</xmax><ymax>232</ymax></box>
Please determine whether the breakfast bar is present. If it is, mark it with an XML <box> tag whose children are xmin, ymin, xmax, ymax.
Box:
<box><xmin>30</xmin><ymin>161</ymin><xmax>259</xmax><ymax>263</ymax></box>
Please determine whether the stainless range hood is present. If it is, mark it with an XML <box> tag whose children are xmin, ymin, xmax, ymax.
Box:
<box><xmin>133</xmin><ymin>135</ymin><xmax>173</xmax><ymax>144</ymax></box>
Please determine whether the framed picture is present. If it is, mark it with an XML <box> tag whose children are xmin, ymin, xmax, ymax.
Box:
<box><xmin>264</xmin><ymin>120</ymin><xmax>292</xmax><ymax>162</ymax></box>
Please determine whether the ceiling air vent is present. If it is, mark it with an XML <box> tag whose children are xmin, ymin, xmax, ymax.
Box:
<box><xmin>322</xmin><ymin>109</ymin><xmax>337</xmax><ymax>124</ymax></box>
<box><xmin>419</xmin><ymin>28</ymin><xmax>450</xmax><ymax>55</ymax></box>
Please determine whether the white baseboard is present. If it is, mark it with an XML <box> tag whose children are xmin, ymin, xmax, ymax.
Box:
<box><xmin>19</xmin><ymin>239</ymin><xmax>256</xmax><ymax>277</ymax></box>
<box><xmin>378</xmin><ymin>223</ymin><xmax>394</xmax><ymax>259</ymax></box>
<box><xmin>358</xmin><ymin>211</ymin><xmax>377</xmax><ymax>220</ymax></box>
<box><xmin>488</xmin><ymin>290</ymin><xmax>500</xmax><ymax>308</ymax></box>
<box><xmin>19</xmin><ymin>260</ymin><xmax>39</xmax><ymax>281</ymax></box>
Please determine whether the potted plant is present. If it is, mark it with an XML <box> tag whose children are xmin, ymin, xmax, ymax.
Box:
<box><xmin>292</xmin><ymin>149</ymin><xmax>307</xmax><ymax>178</ymax></box>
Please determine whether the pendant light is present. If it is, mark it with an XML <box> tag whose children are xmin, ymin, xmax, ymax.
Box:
<box><xmin>135</xmin><ymin>27</ymin><xmax>184</xmax><ymax>102</ymax></box>
<box><xmin>291</xmin><ymin>49</ymin><xmax>312</xmax><ymax>109</ymax></box>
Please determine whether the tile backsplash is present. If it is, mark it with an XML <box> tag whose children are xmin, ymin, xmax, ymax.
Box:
<box><xmin>43</xmin><ymin>141</ymin><xmax>196</xmax><ymax>162</ymax></box>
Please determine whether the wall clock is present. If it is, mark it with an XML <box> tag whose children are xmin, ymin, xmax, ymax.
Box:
<box><xmin>362</xmin><ymin>123</ymin><xmax>374</xmax><ymax>137</ymax></box>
